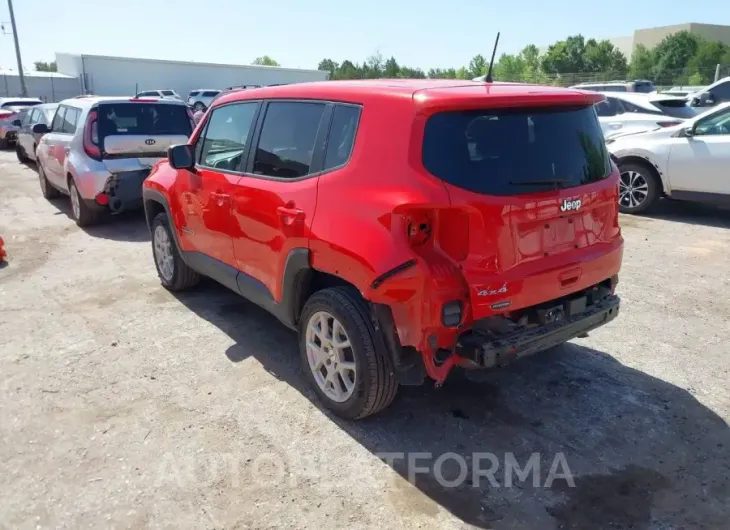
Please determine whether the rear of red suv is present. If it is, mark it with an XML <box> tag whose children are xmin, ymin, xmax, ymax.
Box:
<box><xmin>402</xmin><ymin>84</ymin><xmax>622</xmax><ymax>381</ymax></box>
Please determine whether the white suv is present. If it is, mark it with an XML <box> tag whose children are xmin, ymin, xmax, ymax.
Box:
<box><xmin>34</xmin><ymin>97</ymin><xmax>194</xmax><ymax>226</ymax></box>
<box><xmin>608</xmin><ymin>102</ymin><xmax>730</xmax><ymax>213</ymax></box>
<box><xmin>135</xmin><ymin>89</ymin><xmax>182</xmax><ymax>100</ymax></box>
<box><xmin>187</xmin><ymin>89</ymin><xmax>221</xmax><ymax>111</ymax></box>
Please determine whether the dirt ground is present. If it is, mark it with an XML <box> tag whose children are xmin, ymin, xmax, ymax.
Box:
<box><xmin>1</xmin><ymin>149</ymin><xmax>729</xmax><ymax>530</ymax></box>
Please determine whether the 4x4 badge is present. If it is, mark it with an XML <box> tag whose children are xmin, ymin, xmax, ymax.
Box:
<box><xmin>560</xmin><ymin>198</ymin><xmax>582</xmax><ymax>212</ymax></box>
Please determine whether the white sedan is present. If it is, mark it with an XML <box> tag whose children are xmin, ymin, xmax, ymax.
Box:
<box><xmin>607</xmin><ymin>102</ymin><xmax>730</xmax><ymax>213</ymax></box>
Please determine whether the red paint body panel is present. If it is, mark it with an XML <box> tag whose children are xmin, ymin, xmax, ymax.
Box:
<box><xmin>144</xmin><ymin>80</ymin><xmax>622</xmax><ymax>384</ymax></box>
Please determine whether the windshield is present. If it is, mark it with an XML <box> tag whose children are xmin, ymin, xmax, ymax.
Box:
<box><xmin>422</xmin><ymin>105</ymin><xmax>611</xmax><ymax>196</ymax></box>
<box><xmin>97</xmin><ymin>103</ymin><xmax>192</xmax><ymax>137</ymax></box>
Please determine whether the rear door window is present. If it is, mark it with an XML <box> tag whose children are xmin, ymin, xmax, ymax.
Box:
<box><xmin>202</xmin><ymin>91</ymin><xmax>220</xmax><ymax>98</ymax></box>
<box><xmin>422</xmin><ymin>105</ymin><xmax>611</xmax><ymax>196</ymax></box>
<box><xmin>22</xmin><ymin>109</ymin><xmax>36</xmax><ymax>125</ymax></box>
<box><xmin>189</xmin><ymin>91</ymin><xmax>200</xmax><ymax>97</ymax></box>
<box><xmin>161</xmin><ymin>90</ymin><xmax>175</xmax><ymax>96</ymax></box>
<box><xmin>97</xmin><ymin>103</ymin><xmax>192</xmax><ymax>137</ymax></box>
<box><xmin>61</xmin><ymin>107</ymin><xmax>81</xmax><ymax>134</ymax></box>
<box><xmin>51</xmin><ymin>107</ymin><xmax>66</xmax><ymax>132</ymax></box>
<box><xmin>251</xmin><ymin>101</ymin><xmax>327</xmax><ymax>178</ymax></box>
<box><xmin>323</xmin><ymin>104</ymin><xmax>361</xmax><ymax>170</ymax></box>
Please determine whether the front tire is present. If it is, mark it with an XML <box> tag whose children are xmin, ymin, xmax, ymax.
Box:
<box><xmin>299</xmin><ymin>287</ymin><xmax>398</xmax><ymax>419</ymax></box>
<box><xmin>151</xmin><ymin>212</ymin><xmax>200</xmax><ymax>291</ymax></box>
<box><xmin>16</xmin><ymin>143</ymin><xmax>28</xmax><ymax>163</ymax></box>
<box><xmin>617</xmin><ymin>161</ymin><xmax>660</xmax><ymax>214</ymax></box>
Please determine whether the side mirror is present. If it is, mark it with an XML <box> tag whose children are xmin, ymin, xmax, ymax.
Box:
<box><xmin>32</xmin><ymin>123</ymin><xmax>49</xmax><ymax>134</ymax></box>
<box><xmin>12</xmin><ymin>119</ymin><xmax>21</xmax><ymax>126</ymax></box>
<box><xmin>168</xmin><ymin>144</ymin><xmax>195</xmax><ymax>170</ymax></box>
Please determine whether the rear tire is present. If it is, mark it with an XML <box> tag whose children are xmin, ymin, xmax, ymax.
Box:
<box><xmin>68</xmin><ymin>179</ymin><xmax>100</xmax><ymax>227</ymax></box>
<box><xmin>299</xmin><ymin>287</ymin><xmax>398</xmax><ymax>419</ymax></box>
<box><xmin>151</xmin><ymin>212</ymin><xmax>200</xmax><ymax>291</ymax></box>
<box><xmin>38</xmin><ymin>163</ymin><xmax>60</xmax><ymax>200</ymax></box>
<box><xmin>617</xmin><ymin>161</ymin><xmax>660</xmax><ymax>214</ymax></box>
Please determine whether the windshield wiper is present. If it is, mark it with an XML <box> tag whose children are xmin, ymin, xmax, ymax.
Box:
<box><xmin>509</xmin><ymin>178</ymin><xmax>572</xmax><ymax>188</ymax></box>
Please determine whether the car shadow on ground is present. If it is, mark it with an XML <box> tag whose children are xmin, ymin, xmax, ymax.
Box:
<box><xmin>173</xmin><ymin>282</ymin><xmax>730</xmax><ymax>529</ymax></box>
<box><xmin>51</xmin><ymin>199</ymin><xmax>150</xmax><ymax>242</ymax></box>
<box><xmin>630</xmin><ymin>199</ymin><xmax>730</xmax><ymax>229</ymax></box>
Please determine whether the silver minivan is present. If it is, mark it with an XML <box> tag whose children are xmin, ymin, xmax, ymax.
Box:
<box><xmin>35</xmin><ymin>96</ymin><xmax>193</xmax><ymax>226</ymax></box>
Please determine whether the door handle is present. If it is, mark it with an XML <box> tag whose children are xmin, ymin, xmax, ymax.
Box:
<box><xmin>277</xmin><ymin>206</ymin><xmax>305</xmax><ymax>223</ymax></box>
<box><xmin>210</xmin><ymin>192</ymin><xmax>230</xmax><ymax>206</ymax></box>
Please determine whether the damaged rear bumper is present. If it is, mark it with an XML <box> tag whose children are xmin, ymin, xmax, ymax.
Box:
<box><xmin>104</xmin><ymin>170</ymin><xmax>150</xmax><ymax>213</ymax></box>
<box><xmin>456</xmin><ymin>295</ymin><xmax>620</xmax><ymax>368</ymax></box>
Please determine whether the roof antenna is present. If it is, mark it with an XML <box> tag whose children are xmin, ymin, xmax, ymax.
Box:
<box><xmin>484</xmin><ymin>32</ymin><xmax>501</xmax><ymax>83</ymax></box>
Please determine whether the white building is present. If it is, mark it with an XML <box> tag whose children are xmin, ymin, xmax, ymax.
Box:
<box><xmin>55</xmin><ymin>53</ymin><xmax>330</xmax><ymax>97</ymax></box>
<box><xmin>0</xmin><ymin>69</ymin><xmax>81</xmax><ymax>102</ymax></box>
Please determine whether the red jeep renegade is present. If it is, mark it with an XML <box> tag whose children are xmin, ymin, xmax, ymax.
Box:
<box><xmin>143</xmin><ymin>80</ymin><xmax>623</xmax><ymax>419</ymax></box>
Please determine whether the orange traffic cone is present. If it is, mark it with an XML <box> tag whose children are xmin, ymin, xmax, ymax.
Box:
<box><xmin>0</xmin><ymin>236</ymin><xmax>6</xmax><ymax>262</ymax></box>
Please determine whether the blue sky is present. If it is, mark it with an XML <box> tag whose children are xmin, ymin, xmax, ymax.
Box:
<box><xmin>3</xmin><ymin>0</ymin><xmax>730</xmax><ymax>72</ymax></box>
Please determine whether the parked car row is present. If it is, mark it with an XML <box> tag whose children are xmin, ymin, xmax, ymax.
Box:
<box><xmin>6</xmin><ymin>80</ymin><xmax>627</xmax><ymax>419</ymax></box>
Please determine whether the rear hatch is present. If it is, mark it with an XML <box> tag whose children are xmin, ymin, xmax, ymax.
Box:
<box><xmin>647</xmin><ymin>94</ymin><xmax>698</xmax><ymax>119</ymax></box>
<box><xmin>96</xmin><ymin>101</ymin><xmax>192</xmax><ymax>172</ymax></box>
<box><xmin>422</xmin><ymin>100</ymin><xmax>621</xmax><ymax>319</ymax></box>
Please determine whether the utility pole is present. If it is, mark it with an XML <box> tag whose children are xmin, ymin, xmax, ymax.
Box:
<box><xmin>6</xmin><ymin>0</ymin><xmax>27</xmax><ymax>96</ymax></box>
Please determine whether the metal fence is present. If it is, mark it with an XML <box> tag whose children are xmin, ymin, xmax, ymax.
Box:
<box><xmin>0</xmin><ymin>74</ymin><xmax>83</xmax><ymax>102</ymax></box>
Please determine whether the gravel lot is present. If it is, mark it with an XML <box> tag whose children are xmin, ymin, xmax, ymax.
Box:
<box><xmin>1</xmin><ymin>149</ymin><xmax>729</xmax><ymax>530</ymax></box>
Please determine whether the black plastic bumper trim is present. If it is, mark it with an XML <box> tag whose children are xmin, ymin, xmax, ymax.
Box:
<box><xmin>458</xmin><ymin>295</ymin><xmax>620</xmax><ymax>368</ymax></box>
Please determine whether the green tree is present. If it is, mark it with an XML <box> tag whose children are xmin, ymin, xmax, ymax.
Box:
<box><xmin>251</xmin><ymin>56</ymin><xmax>280</xmax><ymax>66</ymax></box>
<box><xmin>455</xmin><ymin>66</ymin><xmax>471</xmax><ymax>79</ymax></box>
<box><xmin>384</xmin><ymin>56</ymin><xmax>400</xmax><ymax>78</ymax></box>
<box><xmin>427</xmin><ymin>67</ymin><xmax>457</xmax><ymax>79</ymax></box>
<box><xmin>494</xmin><ymin>53</ymin><xmax>526</xmax><ymax>81</ymax></box>
<box><xmin>468</xmin><ymin>55</ymin><xmax>488</xmax><ymax>78</ymax></box>
<box><xmin>336</xmin><ymin>60</ymin><xmax>359</xmax><ymax>80</ymax></box>
<box><xmin>317</xmin><ymin>58</ymin><xmax>338</xmax><ymax>79</ymax></box>
<box><xmin>398</xmin><ymin>66</ymin><xmax>426</xmax><ymax>79</ymax></box>
<box><xmin>651</xmin><ymin>31</ymin><xmax>700</xmax><ymax>84</ymax></box>
<box><xmin>628</xmin><ymin>44</ymin><xmax>654</xmax><ymax>79</ymax></box>
<box><xmin>541</xmin><ymin>35</ymin><xmax>587</xmax><ymax>74</ymax></box>
<box><xmin>687</xmin><ymin>39</ymin><xmax>729</xmax><ymax>83</ymax></box>
<box><xmin>34</xmin><ymin>60</ymin><xmax>57</xmax><ymax>72</ymax></box>
<box><xmin>584</xmin><ymin>39</ymin><xmax>627</xmax><ymax>76</ymax></box>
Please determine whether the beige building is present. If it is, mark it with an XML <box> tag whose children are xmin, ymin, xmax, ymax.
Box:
<box><xmin>609</xmin><ymin>23</ymin><xmax>730</xmax><ymax>59</ymax></box>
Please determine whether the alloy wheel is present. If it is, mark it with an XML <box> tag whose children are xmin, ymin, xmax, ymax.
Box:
<box><xmin>153</xmin><ymin>225</ymin><xmax>175</xmax><ymax>282</ymax></box>
<box><xmin>619</xmin><ymin>170</ymin><xmax>649</xmax><ymax>209</ymax></box>
<box><xmin>305</xmin><ymin>311</ymin><xmax>357</xmax><ymax>403</ymax></box>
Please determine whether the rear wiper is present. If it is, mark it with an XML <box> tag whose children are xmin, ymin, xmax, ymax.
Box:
<box><xmin>509</xmin><ymin>178</ymin><xmax>572</xmax><ymax>188</ymax></box>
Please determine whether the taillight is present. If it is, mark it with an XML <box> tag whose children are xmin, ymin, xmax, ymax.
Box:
<box><xmin>84</xmin><ymin>110</ymin><xmax>101</xmax><ymax>160</ymax></box>
<box><xmin>657</xmin><ymin>121</ymin><xmax>681</xmax><ymax>128</ymax></box>
<box><xmin>0</xmin><ymin>110</ymin><xmax>14</xmax><ymax>120</ymax></box>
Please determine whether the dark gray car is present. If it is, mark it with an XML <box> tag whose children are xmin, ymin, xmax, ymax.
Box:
<box><xmin>15</xmin><ymin>103</ymin><xmax>58</xmax><ymax>163</ymax></box>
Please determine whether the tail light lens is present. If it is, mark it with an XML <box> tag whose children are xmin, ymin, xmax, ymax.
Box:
<box><xmin>83</xmin><ymin>109</ymin><xmax>101</xmax><ymax>160</ymax></box>
<box><xmin>0</xmin><ymin>110</ymin><xmax>15</xmax><ymax>120</ymax></box>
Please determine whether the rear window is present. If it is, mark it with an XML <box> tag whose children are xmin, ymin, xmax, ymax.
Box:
<box><xmin>422</xmin><ymin>106</ymin><xmax>611</xmax><ymax>196</ymax></box>
<box><xmin>633</xmin><ymin>82</ymin><xmax>655</xmax><ymax>93</ymax></box>
<box><xmin>161</xmin><ymin>90</ymin><xmax>175</xmax><ymax>96</ymax></box>
<box><xmin>654</xmin><ymin>100</ymin><xmax>698</xmax><ymax>119</ymax></box>
<box><xmin>188</xmin><ymin>91</ymin><xmax>200</xmax><ymax>97</ymax></box>
<box><xmin>97</xmin><ymin>103</ymin><xmax>192</xmax><ymax>137</ymax></box>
